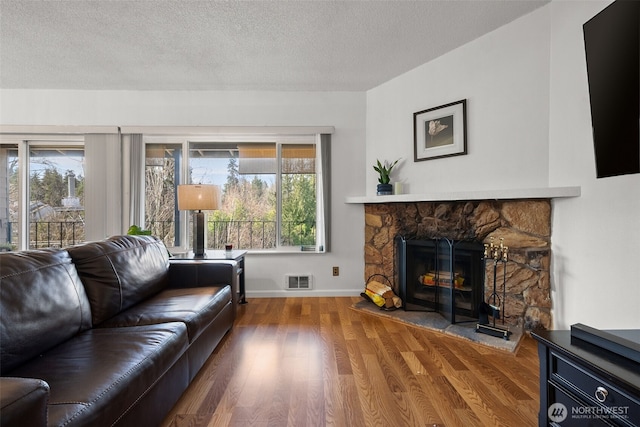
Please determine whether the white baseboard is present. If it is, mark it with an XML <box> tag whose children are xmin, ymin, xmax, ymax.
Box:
<box><xmin>246</xmin><ymin>289</ymin><xmax>362</xmax><ymax>298</ymax></box>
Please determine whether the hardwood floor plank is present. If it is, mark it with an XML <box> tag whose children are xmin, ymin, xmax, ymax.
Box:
<box><xmin>371</xmin><ymin>338</ymin><xmax>407</xmax><ymax>394</ymax></box>
<box><xmin>423</xmin><ymin>375</ymin><xmax>474</xmax><ymax>426</ymax></box>
<box><xmin>319</xmin><ymin>313</ymin><xmax>348</xmax><ymax>426</ymax></box>
<box><xmin>398</xmin><ymin>352</ymin><xmax>444</xmax><ymax>424</ymax></box>
<box><xmin>337</xmin><ymin>375</ymin><xmax>367</xmax><ymax>427</ymax></box>
<box><xmin>162</xmin><ymin>297</ymin><xmax>540</xmax><ymax>427</ymax></box>
<box><xmin>453</xmin><ymin>369</ymin><xmax>529</xmax><ymax>426</ymax></box>
<box><xmin>445</xmin><ymin>373</ymin><xmax>505</xmax><ymax>426</ymax></box>
<box><xmin>452</xmin><ymin>408</ymin><xmax>485</xmax><ymax>427</ymax></box>
<box><xmin>344</xmin><ymin>339</ymin><xmax>388</xmax><ymax>426</ymax></box>
<box><xmin>451</xmin><ymin>341</ymin><xmax>534</xmax><ymax>402</ymax></box>
<box><xmin>361</xmin><ymin>352</ymin><xmax>413</xmax><ymax>426</ymax></box>
<box><xmin>482</xmin><ymin>339</ymin><xmax>540</xmax><ymax>399</ymax></box>
<box><xmin>428</xmin><ymin>338</ymin><xmax>471</xmax><ymax>373</ymax></box>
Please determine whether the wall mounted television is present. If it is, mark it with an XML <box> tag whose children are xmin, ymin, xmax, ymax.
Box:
<box><xmin>583</xmin><ymin>0</ymin><xmax>640</xmax><ymax>178</ymax></box>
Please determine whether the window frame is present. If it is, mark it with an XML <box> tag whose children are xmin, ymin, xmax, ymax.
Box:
<box><xmin>143</xmin><ymin>133</ymin><xmax>329</xmax><ymax>254</ymax></box>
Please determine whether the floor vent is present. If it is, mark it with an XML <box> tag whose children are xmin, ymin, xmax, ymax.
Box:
<box><xmin>285</xmin><ymin>275</ymin><xmax>313</xmax><ymax>290</ymax></box>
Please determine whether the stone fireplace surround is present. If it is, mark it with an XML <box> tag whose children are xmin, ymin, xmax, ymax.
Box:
<box><xmin>347</xmin><ymin>184</ymin><xmax>586</xmax><ymax>335</ymax></box>
<box><xmin>364</xmin><ymin>199</ymin><xmax>552</xmax><ymax>330</ymax></box>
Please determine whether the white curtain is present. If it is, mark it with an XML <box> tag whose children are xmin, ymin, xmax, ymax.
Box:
<box><xmin>122</xmin><ymin>133</ymin><xmax>144</xmax><ymax>229</ymax></box>
<box><xmin>316</xmin><ymin>134</ymin><xmax>331</xmax><ymax>252</ymax></box>
<box><xmin>84</xmin><ymin>133</ymin><xmax>122</xmax><ymax>241</ymax></box>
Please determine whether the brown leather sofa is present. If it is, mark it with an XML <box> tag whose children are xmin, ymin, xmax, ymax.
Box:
<box><xmin>0</xmin><ymin>235</ymin><xmax>238</xmax><ymax>427</ymax></box>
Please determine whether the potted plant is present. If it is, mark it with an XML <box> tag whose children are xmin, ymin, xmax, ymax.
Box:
<box><xmin>373</xmin><ymin>159</ymin><xmax>400</xmax><ymax>195</ymax></box>
<box><xmin>127</xmin><ymin>225</ymin><xmax>151</xmax><ymax>235</ymax></box>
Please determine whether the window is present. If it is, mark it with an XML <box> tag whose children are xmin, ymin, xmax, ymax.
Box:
<box><xmin>280</xmin><ymin>144</ymin><xmax>317</xmax><ymax>247</ymax></box>
<box><xmin>144</xmin><ymin>144</ymin><xmax>181</xmax><ymax>247</ymax></box>
<box><xmin>190</xmin><ymin>141</ymin><xmax>279</xmax><ymax>250</ymax></box>
<box><xmin>0</xmin><ymin>139</ymin><xmax>85</xmax><ymax>250</ymax></box>
<box><xmin>144</xmin><ymin>134</ymin><xmax>330</xmax><ymax>252</ymax></box>
<box><xmin>1</xmin><ymin>128</ymin><xmax>330</xmax><ymax>252</ymax></box>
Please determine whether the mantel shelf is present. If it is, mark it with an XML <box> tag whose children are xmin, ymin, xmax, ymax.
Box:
<box><xmin>344</xmin><ymin>186</ymin><xmax>581</xmax><ymax>204</ymax></box>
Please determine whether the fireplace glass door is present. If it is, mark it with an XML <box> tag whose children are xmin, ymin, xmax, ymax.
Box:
<box><xmin>396</xmin><ymin>236</ymin><xmax>484</xmax><ymax>324</ymax></box>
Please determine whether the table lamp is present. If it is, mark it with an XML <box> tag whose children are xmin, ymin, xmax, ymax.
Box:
<box><xmin>177</xmin><ymin>184</ymin><xmax>220</xmax><ymax>258</ymax></box>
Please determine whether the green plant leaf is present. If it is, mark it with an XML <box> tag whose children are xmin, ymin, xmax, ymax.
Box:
<box><xmin>373</xmin><ymin>158</ymin><xmax>400</xmax><ymax>184</ymax></box>
<box><xmin>127</xmin><ymin>225</ymin><xmax>151</xmax><ymax>235</ymax></box>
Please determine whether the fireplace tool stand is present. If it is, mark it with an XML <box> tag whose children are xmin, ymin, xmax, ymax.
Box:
<box><xmin>476</xmin><ymin>237</ymin><xmax>512</xmax><ymax>340</ymax></box>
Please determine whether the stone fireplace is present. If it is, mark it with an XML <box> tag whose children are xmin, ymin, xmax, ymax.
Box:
<box><xmin>364</xmin><ymin>199</ymin><xmax>553</xmax><ymax>330</ymax></box>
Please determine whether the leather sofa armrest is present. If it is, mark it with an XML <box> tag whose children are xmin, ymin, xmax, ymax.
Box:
<box><xmin>168</xmin><ymin>260</ymin><xmax>239</xmax><ymax>305</ymax></box>
<box><xmin>0</xmin><ymin>377</ymin><xmax>49</xmax><ymax>427</ymax></box>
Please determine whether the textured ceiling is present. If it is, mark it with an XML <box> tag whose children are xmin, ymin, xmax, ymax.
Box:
<box><xmin>0</xmin><ymin>0</ymin><xmax>549</xmax><ymax>91</ymax></box>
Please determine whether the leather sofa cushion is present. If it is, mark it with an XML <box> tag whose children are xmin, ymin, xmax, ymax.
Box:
<box><xmin>0</xmin><ymin>249</ymin><xmax>92</xmax><ymax>374</ymax></box>
<box><xmin>0</xmin><ymin>377</ymin><xmax>49</xmax><ymax>427</ymax></box>
<box><xmin>6</xmin><ymin>322</ymin><xmax>189</xmax><ymax>427</ymax></box>
<box><xmin>67</xmin><ymin>235</ymin><xmax>170</xmax><ymax>326</ymax></box>
<box><xmin>99</xmin><ymin>285</ymin><xmax>232</xmax><ymax>343</ymax></box>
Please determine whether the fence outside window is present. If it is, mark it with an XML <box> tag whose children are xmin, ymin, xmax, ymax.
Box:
<box><xmin>6</xmin><ymin>219</ymin><xmax>315</xmax><ymax>251</ymax></box>
<box><xmin>6</xmin><ymin>221</ymin><xmax>85</xmax><ymax>249</ymax></box>
<box><xmin>149</xmin><ymin>219</ymin><xmax>316</xmax><ymax>250</ymax></box>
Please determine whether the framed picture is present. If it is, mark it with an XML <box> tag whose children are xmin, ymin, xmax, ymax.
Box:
<box><xmin>414</xmin><ymin>99</ymin><xmax>467</xmax><ymax>162</ymax></box>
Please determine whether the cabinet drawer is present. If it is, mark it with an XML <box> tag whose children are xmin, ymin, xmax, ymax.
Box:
<box><xmin>551</xmin><ymin>352</ymin><xmax>640</xmax><ymax>426</ymax></box>
<box><xmin>548</xmin><ymin>383</ymin><xmax>614</xmax><ymax>426</ymax></box>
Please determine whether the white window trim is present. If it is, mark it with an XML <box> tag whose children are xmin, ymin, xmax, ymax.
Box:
<box><xmin>143</xmin><ymin>132</ymin><xmax>330</xmax><ymax>253</ymax></box>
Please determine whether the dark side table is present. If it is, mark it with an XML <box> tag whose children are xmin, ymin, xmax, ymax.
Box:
<box><xmin>170</xmin><ymin>250</ymin><xmax>248</xmax><ymax>304</ymax></box>
<box><xmin>532</xmin><ymin>329</ymin><xmax>640</xmax><ymax>426</ymax></box>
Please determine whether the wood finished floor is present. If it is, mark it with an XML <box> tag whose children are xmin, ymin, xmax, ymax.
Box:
<box><xmin>162</xmin><ymin>297</ymin><xmax>540</xmax><ymax>427</ymax></box>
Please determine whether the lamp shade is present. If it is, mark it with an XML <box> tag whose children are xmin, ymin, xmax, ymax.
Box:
<box><xmin>177</xmin><ymin>184</ymin><xmax>220</xmax><ymax>211</ymax></box>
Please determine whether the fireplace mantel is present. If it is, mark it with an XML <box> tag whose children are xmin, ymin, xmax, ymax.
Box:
<box><xmin>345</xmin><ymin>186</ymin><xmax>580</xmax><ymax>204</ymax></box>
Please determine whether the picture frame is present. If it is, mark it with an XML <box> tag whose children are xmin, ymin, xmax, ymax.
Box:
<box><xmin>414</xmin><ymin>99</ymin><xmax>467</xmax><ymax>162</ymax></box>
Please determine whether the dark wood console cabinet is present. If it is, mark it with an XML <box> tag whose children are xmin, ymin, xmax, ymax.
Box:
<box><xmin>532</xmin><ymin>329</ymin><xmax>640</xmax><ymax>426</ymax></box>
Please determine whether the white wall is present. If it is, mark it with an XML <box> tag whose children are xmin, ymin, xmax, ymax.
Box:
<box><xmin>366</xmin><ymin>2</ymin><xmax>640</xmax><ymax>329</ymax></box>
<box><xmin>366</xmin><ymin>6</ymin><xmax>551</xmax><ymax>196</ymax></box>
<box><xmin>547</xmin><ymin>1</ymin><xmax>640</xmax><ymax>330</ymax></box>
<box><xmin>0</xmin><ymin>90</ymin><xmax>367</xmax><ymax>298</ymax></box>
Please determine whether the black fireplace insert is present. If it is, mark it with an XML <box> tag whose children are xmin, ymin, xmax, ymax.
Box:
<box><xmin>396</xmin><ymin>235</ymin><xmax>484</xmax><ymax>324</ymax></box>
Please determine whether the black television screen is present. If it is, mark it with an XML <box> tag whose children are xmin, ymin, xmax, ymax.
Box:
<box><xmin>583</xmin><ymin>0</ymin><xmax>640</xmax><ymax>178</ymax></box>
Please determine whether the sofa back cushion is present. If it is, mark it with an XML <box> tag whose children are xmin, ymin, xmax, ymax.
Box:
<box><xmin>67</xmin><ymin>235</ymin><xmax>170</xmax><ymax>325</ymax></box>
<box><xmin>0</xmin><ymin>249</ymin><xmax>92</xmax><ymax>374</ymax></box>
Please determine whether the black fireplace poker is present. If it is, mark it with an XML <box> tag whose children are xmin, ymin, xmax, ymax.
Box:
<box><xmin>476</xmin><ymin>237</ymin><xmax>512</xmax><ymax>340</ymax></box>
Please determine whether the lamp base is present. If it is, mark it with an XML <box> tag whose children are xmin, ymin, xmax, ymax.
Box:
<box><xmin>193</xmin><ymin>211</ymin><xmax>205</xmax><ymax>257</ymax></box>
